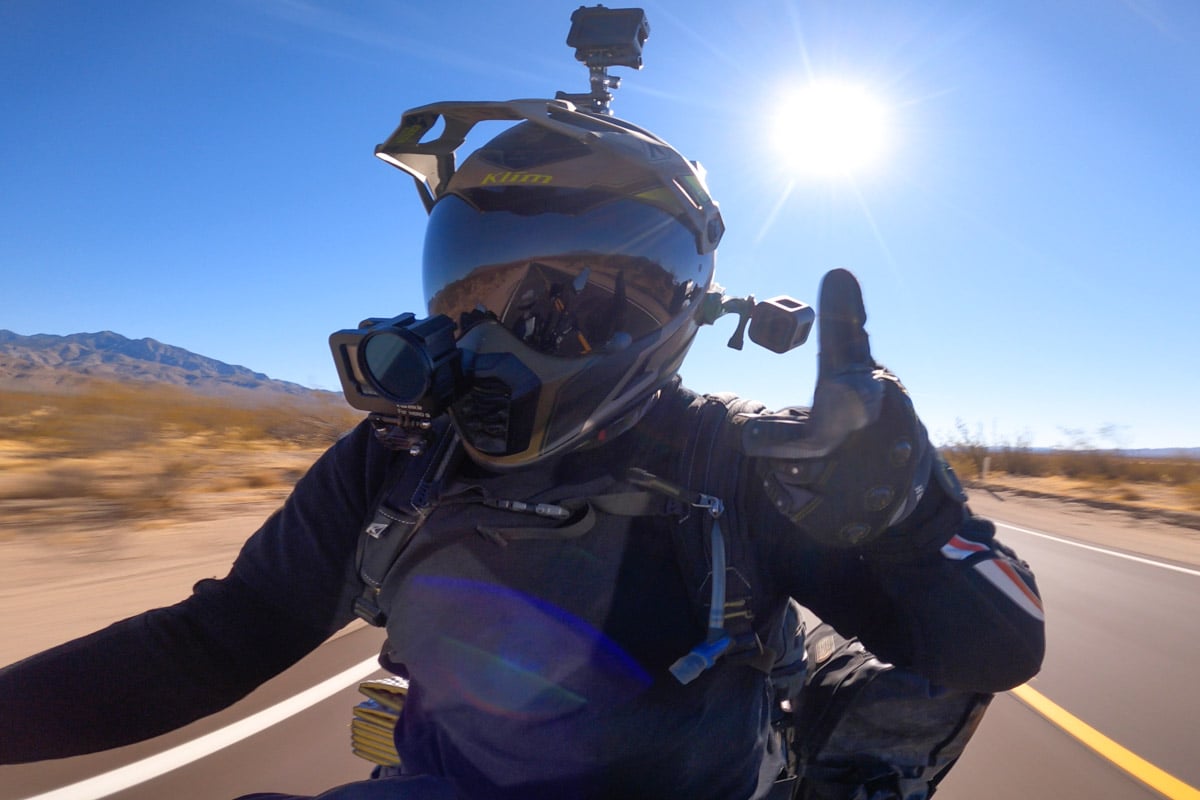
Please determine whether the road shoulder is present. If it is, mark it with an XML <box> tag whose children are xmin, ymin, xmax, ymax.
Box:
<box><xmin>965</xmin><ymin>486</ymin><xmax>1200</xmax><ymax>569</ymax></box>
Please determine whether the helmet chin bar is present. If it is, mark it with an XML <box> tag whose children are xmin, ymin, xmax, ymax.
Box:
<box><xmin>450</xmin><ymin>320</ymin><xmax>644</xmax><ymax>469</ymax></box>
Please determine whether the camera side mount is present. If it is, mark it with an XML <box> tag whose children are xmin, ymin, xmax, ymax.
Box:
<box><xmin>700</xmin><ymin>288</ymin><xmax>815</xmax><ymax>354</ymax></box>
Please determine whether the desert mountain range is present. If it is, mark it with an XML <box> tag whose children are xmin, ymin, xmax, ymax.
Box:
<box><xmin>0</xmin><ymin>329</ymin><xmax>322</xmax><ymax>399</ymax></box>
<box><xmin>4</xmin><ymin>329</ymin><xmax>1196</xmax><ymax>459</ymax></box>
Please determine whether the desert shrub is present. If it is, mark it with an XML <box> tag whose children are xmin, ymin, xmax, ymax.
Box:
<box><xmin>0</xmin><ymin>380</ymin><xmax>360</xmax><ymax>454</ymax></box>
<box><xmin>1156</xmin><ymin>459</ymin><xmax>1200</xmax><ymax>486</ymax></box>
<box><xmin>1116</xmin><ymin>485</ymin><xmax>1143</xmax><ymax>502</ymax></box>
<box><xmin>1181</xmin><ymin>481</ymin><xmax>1200</xmax><ymax>511</ymax></box>
<box><xmin>940</xmin><ymin>420</ymin><xmax>989</xmax><ymax>479</ymax></box>
<box><xmin>987</xmin><ymin>438</ymin><xmax>1044</xmax><ymax>477</ymax></box>
<box><xmin>935</xmin><ymin>419</ymin><xmax>1200</xmax><ymax>509</ymax></box>
<box><xmin>0</xmin><ymin>465</ymin><xmax>97</xmax><ymax>500</ymax></box>
<box><xmin>106</xmin><ymin>468</ymin><xmax>188</xmax><ymax>518</ymax></box>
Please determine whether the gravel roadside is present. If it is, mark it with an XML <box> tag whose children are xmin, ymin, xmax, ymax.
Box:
<box><xmin>965</xmin><ymin>485</ymin><xmax>1200</xmax><ymax>569</ymax></box>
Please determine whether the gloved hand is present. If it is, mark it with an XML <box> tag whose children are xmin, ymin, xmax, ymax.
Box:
<box><xmin>742</xmin><ymin>268</ymin><xmax>934</xmax><ymax>547</ymax></box>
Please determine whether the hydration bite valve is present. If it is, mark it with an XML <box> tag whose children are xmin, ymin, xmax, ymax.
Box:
<box><xmin>669</xmin><ymin>633</ymin><xmax>732</xmax><ymax>684</ymax></box>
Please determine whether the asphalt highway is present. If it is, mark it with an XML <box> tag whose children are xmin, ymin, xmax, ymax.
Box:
<box><xmin>939</xmin><ymin>517</ymin><xmax>1200</xmax><ymax>799</ymax></box>
<box><xmin>3</xmin><ymin>499</ymin><xmax>1197</xmax><ymax>800</ymax></box>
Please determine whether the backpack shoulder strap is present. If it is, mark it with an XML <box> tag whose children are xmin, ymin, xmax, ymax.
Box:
<box><xmin>661</xmin><ymin>389</ymin><xmax>774</xmax><ymax>683</ymax></box>
<box><xmin>354</xmin><ymin>418</ymin><xmax>460</xmax><ymax>626</ymax></box>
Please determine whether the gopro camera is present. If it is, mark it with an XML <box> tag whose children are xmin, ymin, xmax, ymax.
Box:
<box><xmin>329</xmin><ymin>313</ymin><xmax>462</xmax><ymax>419</ymax></box>
<box><xmin>565</xmin><ymin>5</ymin><xmax>649</xmax><ymax>69</ymax></box>
<box><xmin>557</xmin><ymin>6</ymin><xmax>650</xmax><ymax>114</ymax></box>
<box><xmin>749</xmin><ymin>296</ymin><xmax>815</xmax><ymax>354</ymax></box>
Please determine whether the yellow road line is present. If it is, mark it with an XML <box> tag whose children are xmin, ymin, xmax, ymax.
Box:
<box><xmin>1011</xmin><ymin>683</ymin><xmax>1200</xmax><ymax>800</ymax></box>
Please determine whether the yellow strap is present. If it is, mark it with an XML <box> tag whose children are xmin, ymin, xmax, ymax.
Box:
<box><xmin>354</xmin><ymin>705</ymin><xmax>399</xmax><ymax>725</ymax></box>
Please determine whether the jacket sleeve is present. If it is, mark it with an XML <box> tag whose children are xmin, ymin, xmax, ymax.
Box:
<box><xmin>0</xmin><ymin>420</ymin><xmax>386</xmax><ymax>764</ymax></box>
<box><xmin>763</xmin><ymin>464</ymin><xmax>1045</xmax><ymax>694</ymax></box>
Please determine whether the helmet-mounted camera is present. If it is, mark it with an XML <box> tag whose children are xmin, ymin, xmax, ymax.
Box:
<box><xmin>556</xmin><ymin>5</ymin><xmax>650</xmax><ymax>115</ymax></box>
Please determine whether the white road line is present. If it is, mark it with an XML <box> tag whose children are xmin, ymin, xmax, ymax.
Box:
<box><xmin>20</xmin><ymin>656</ymin><xmax>382</xmax><ymax>800</ymax></box>
<box><xmin>995</xmin><ymin>521</ymin><xmax>1200</xmax><ymax>578</ymax></box>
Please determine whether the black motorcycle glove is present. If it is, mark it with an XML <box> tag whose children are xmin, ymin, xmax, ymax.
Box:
<box><xmin>742</xmin><ymin>268</ymin><xmax>934</xmax><ymax>548</ymax></box>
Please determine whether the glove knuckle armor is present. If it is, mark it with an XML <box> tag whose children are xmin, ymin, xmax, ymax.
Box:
<box><xmin>743</xmin><ymin>377</ymin><xmax>931</xmax><ymax>548</ymax></box>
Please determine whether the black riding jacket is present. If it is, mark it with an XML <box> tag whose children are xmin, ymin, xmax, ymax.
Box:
<box><xmin>0</xmin><ymin>384</ymin><xmax>1045</xmax><ymax>799</ymax></box>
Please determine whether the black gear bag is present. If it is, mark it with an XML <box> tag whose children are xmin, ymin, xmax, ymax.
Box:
<box><xmin>788</xmin><ymin>623</ymin><xmax>991</xmax><ymax>800</ymax></box>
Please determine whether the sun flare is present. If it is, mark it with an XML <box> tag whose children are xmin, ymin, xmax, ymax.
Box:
<box><xmin>770</xmin><ymin>80</ymin><xmax>890</xmax><ymax>178</ymax></box>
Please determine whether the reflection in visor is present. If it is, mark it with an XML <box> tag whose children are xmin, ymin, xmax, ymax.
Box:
<box><xmin>504</xmin><ymin>263</ymin><xmax>627</xmax><ymax>356</ymax></box>
<box><xmin>423</xmin><ymin>195</ymin><xmax>705</xmax><ymax>358</ymax></box>
<box><xmin>436</xmin><ymin>256</ymin><xmax>671</xmax><ymax>358</ymax></box>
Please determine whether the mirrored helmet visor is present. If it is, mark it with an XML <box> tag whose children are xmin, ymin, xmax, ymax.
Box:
<box><xmin>423</xmin><ymin>193</ymin><xmax>707</xmax><ymax>357</ymax></box>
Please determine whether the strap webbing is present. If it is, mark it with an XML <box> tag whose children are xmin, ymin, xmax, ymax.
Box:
<box><xmin>354</xmin><ymin>420</ymin><xmax>459</xmax><ymax>625</ymax></box>
<box><xmin>615</xmin><ymin>389</ymin><xmax>772</xmax><ymax>683</ymax></box>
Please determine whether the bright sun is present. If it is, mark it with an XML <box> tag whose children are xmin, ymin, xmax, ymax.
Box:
<box><xmin>770</xmin><ymin>80</ymin><xmax>890</xmax><ymax>178</ymax></box>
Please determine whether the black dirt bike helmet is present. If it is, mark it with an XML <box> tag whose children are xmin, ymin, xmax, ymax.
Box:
<box><xmin>375</xmin><ymin>99</ymin><xmax>724</xmax><ymax>468</ymax></box>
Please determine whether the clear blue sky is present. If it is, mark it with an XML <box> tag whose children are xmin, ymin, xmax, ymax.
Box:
<box><xmin>3</xmin><ymin>0</ymin><xmax>1198</xmax><ymax>449</ymax></box>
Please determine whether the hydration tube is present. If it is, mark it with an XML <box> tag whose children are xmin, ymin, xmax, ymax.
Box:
<box><xmin>669</xmin><ymin>493</ymin><xmax>732</xmax><ymax>684</ymax></box>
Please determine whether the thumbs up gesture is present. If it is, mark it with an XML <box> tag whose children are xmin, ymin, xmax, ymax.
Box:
<box><xmin>742</xmin><ymin>269</ymin><xmax>934</xmax><ymax>547</ymax></box>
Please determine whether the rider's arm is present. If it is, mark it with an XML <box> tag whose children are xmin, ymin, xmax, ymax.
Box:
<box><xmin>767</xmin><ymin>466</ymin><xmax>1045</xmax><ymax>694</ymax></box>
<box><xmin>0</xmin><ymin>420</ymin><xmax>386</xmax><ymax>764</ymax></box>
<box><xmin>747</xmin><ymin>269</ymin><xmax>1044</xmax><ymax>693</ymax></box>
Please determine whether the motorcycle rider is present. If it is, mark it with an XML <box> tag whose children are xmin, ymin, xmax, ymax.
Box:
<box><xmin>0</xmin><ymin>40</ymin><xmax>1044</xmax><ymax>800</ymax></box>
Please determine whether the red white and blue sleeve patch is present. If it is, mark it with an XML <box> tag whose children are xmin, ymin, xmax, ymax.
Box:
<box><xmin>941</xmin><ymin>534</ymin><xmax>1045</xmax><ymax>622</ymax></box>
